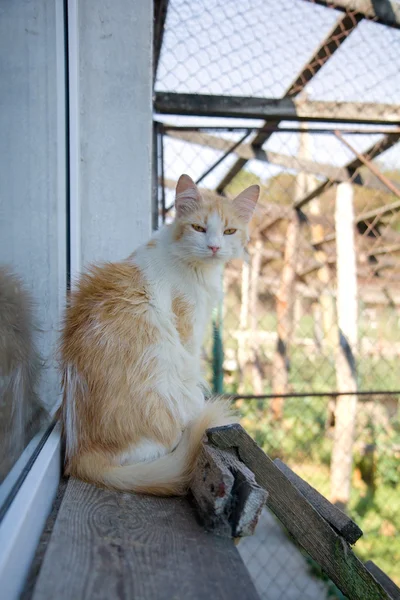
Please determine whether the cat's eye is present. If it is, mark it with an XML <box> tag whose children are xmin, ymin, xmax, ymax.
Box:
<box><xmin>192</xmin><ymin>224</ymin><xmax>206</xmax><ymax>233</ymax></box>
<box><xmin>224</xmin><ymin>228</ymin><xmax>237</xmax><ymax>235</ymax></box>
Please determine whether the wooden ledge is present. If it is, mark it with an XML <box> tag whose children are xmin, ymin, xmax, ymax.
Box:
<box><xmin>30</xmin><ymin>477</ymin><xmax>259</xmax><ymax>600</ymax></box>
<box><xmin>25</xmin><ymin>423</ymin><xmax>400</xmax><ymax>600</ymax></box>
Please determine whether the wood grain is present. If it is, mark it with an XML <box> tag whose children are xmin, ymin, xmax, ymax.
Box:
<box><xmin>32</xmin><ymin>477</ymin><xmax>259</xmax><ymax>600</ymax></box>
<box><xmin>191</xmin><ymin>443</ymin><xmax>267</xmax><ymax>537</ymax></box>
<box><xmin>207</xmin><ymin>424</ymin><xmax>394</xmax><ymax>600</ymax></box>
<box><xmin>274</xmin><ymin>459</ymin><xmax>362</xmax><ymax>544</ymax></box>
<box><xmin>365</xmin><ymin>561</ymin><xmax>400</xmax><ymax>600</ymax></box>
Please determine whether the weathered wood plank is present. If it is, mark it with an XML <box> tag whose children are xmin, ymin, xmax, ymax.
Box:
<box><xmin>335</xmin><ymin>130</ymin><xmax>400</xmax><ymax>199</ymax></box>
<box><xmin>305</xmin><ymin>0</ymin><xmax>400</xmax><ymax>29</ymax></box>
<box><xmin>167</xmin><ymin>129</ymin><xmax>348</xmax><ymax>181</ymax></box>
<box><xmin>166</xmin><ymin>129</ymin><xmax>399</xmax><ymax>197</ymax></box>
<box><xmin>32</xmin><ymin>477</ymin><xmax>259</xmax><ymax>600</ymax></box>
<box><xmin>155</xmin><ymin>92</ymin><xmax>400</xmax><ymax>125</ymax></box>
<box><xmin>271</xmin><ymin>210</ymin><xmax>302</xmax><ymax>419</ymax></box>
<box><xmin>365</xmin><ymin>561</ymin><xmax>400</xmax><ymax>600</ymax></box>
<box><xmin>215</xmin><ymin>11</ymin><xmax>361</xmax><ymax>192</ymax></box>
<box><xmin>358</xmin><ymin>197</ymin><xmax>400</xmax><ymax>222</ymax></box>
<box><xmin>293</xmin><ymin>132</ymin><xmax>400</xmax><ymax>209</ymax></box>
<box><xmin>207</xmin><ymin>424</ymin><xmax>394</xmax><ymax>600</ymax></box>
<box><xmin>191</xmin><ymin>443</ymin><xmax>267</xmax><ymax>538</ymax></box>
<box><xmin>272</xmin><ymin>126</ymin><xmax>310</xmax><ymax>419</ymax></box>
<box><xmin>274</xmin><ymin>459</ymin><xmax>362</xmax><ymax>544</ymax></box>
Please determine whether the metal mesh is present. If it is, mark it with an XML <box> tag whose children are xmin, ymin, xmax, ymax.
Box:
<box><xmin>154</xmin><ymin>1</ymin><xmax>400</xmax><ymax>596</ymax></box>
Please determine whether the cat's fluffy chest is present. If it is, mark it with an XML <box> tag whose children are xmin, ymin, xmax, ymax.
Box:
<box><xmin>131</xmin><ymin>242</ymin><xmax>222</xmax><ymax>351</ymax></box>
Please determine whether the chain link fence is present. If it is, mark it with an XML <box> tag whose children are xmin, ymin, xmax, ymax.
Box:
<box><xmin>154</xmin><ymin>1</ymin><xmax>400</xmax><ymax>597</ymax></box>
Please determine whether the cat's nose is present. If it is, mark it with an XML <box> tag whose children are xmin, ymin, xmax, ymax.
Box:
<box><xmin>208</xmin><ymin>245</ymin><xmax>220</xmax><ymax>254</ymax></box>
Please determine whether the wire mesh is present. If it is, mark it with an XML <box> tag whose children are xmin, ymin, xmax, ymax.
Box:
<box><xmin>154</xmin><ymin>1</ymin><xmax>400</xmax><ymax>596</ymax></box>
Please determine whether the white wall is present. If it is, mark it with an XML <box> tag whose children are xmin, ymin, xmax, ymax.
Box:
<box><xmin>71</xmin><ymin>0</ymin><xmax>153</xmax><ymax>271</ymax></box>
<box><xmin>0</xmin><ymin>0</ymin><xmax>153</xmax><ymax>401</ymax></box>
<box><xmin>0</xmin><ymin>0</ymin><xmax>67</xmax><ymax>409</ymax></box>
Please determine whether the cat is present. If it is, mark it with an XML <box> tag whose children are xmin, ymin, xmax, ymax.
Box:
<box><xmin>0</xmin><ymin>266</ymin><xmax>46</xmax><ymax>482</ymax></box>
<box><xmin>60</xmin><ymin>174</ymin><xmax>259</xmax><ymax>495</ymax></box>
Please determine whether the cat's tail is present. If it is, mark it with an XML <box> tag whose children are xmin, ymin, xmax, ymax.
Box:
<box><xmin>73</xmin><ymin>397</ymin><xmax>235</xmax><ymax>496</ymax></box>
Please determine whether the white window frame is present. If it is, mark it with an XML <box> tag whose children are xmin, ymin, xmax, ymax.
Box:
<box><xmin>0</xmin><ymin>425</ymin><xmax>61</xmax><ymax>600</ymax></box>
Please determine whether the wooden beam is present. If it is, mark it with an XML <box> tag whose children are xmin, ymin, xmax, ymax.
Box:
<box><xmin>238</xmin><ymin>262</ymin><xmax>250</xmax><ymax>394</ymax></box>
<box><xmin>250</xmin><ymin>272</ymin><xmax>400</xmax><ymax>305</ymax></box>
<box><xmin>312</xmin><ymin>198</ymin><xmax>400</xmax><ymax>243</ymax></box>
<box><xmin>249</xmin><ymin>239</ymin><xmax>264</xmax><ymax>395</ymax></box>
<box><xmin>166</xmin><ymin>129</ymin><xmax>399</xmax><ymax>196</ymax></box>
<box><xmin>153</xmin><ymin>0</ymin><xmax>169</xmax><ymax>84</ymax></box>
<box><xmin>358</xmin><ymin>198</ymin><xmax>400</xmax><ymax>222</ymax></box>
<box><xmin>365</xmin><ymin>561</ymin><xmax>400</xmax><ymax>599</ymax></box>
<box><xmin>32</xmin><ymin>478</ymin><xmax>260</xmax><ymax>600</ymax></box>
<box><xmin>272</xmin><ymin>127</ymin><xmax>312</xmax><ymax>419</ymax></box>
<box><xmin>167</xmin><ymin>129</ymin><xmax>347</xmax><ymax>180</ymax></box>
<box><xmin>207</xmin><ymin>425</ymin><xmax>395</xmax><ymax>600</ymax></box>
<box><xmin>346</xmin><ymin>132</ymin><xmax>400</xmax><ymax>170</ymax></box>
<box><xmin>300</xmin><ymin>257</ymin><xmax>336</xmax><ymax>277</ymax></box>
<box><xmin>335</xmin><ymin>130</ymin><xmax>400</xmax><ymax>199</ymax></box>
<box><xmin>285</xmin><ymin>12</ymin><xmax>362</xmax><ymax>97</ymax></box>
<box><xmin>215</xmin><ymin>12</ymin><xmax>362</xmax><ymax>192</ymax></box>
<box><xmin>190</xmin><ymin>441</ymin><xmax>267</xmax><ymax>538</ymax></box>
<box><xmin>155</xmin><ymin>92</ymin><xmax>400</xmax><ymax>125</ymax></box>
<box><xmin>293</xmin><ymin>132</ymin><xmax>400</xmax><ymax>209</ymax></box>
<box><xmin>274</xmin><ymin>459</ymin><xmax>362</xmax><ymax>544</ymax></box>
<box><xmin>294</xmin><ymin>179</ymin><xmax>333</xmax><ymax>209</ymax></box>
<box><xmin>304</xmin><ymin>0</ymin><xmax>400</xmax><ymax>30</ymax></box>
<box><xmin>216</xmin><ymin>157</ymin><xmax>250</xmax><ymax>194</ymax></box>
<box><xmin>367</xmin><ymin>242</ymin><xmax>400</xmax><ymax>256</ymax></box>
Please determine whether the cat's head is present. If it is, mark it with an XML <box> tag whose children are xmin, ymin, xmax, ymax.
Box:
<box><xmin>171</xmin><ymin>174</ymin><xmax>259</xmax><ymax>265</ymax></box>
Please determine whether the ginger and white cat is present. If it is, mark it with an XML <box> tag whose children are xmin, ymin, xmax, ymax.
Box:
<box><xmin>60</xmin><ymin>175</ymin><xmax>259</xmax><ymax>495</ymax></box>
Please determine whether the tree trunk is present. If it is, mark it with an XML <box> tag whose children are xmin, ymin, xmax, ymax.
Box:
<box><xmin>271</xmin><ymin>212</ymin><xmax>301</xmax><ymax>418</ymax></box>
<box><xmin>238</xmin><ymin>261</ymin><xmax>250</xmax><ymax>394</ymax></box>
<box><xmin>250</xmin><ymin>239</ymin><xmax>263</xmax><ymax>395</ymax></box>
<box><xmin>271</xmin><ymin>124</ymin><xmax>310</xmax><ymax>419</ymax></box>
<box><xmin>309</xmin><ymin>191</ymin><xmax>337</xmax><ymax>426</ymax></box>
<box><xmin>330</xmin><ymin>182</ymin><xmax>358</xmax><ymax>509</ymax></box>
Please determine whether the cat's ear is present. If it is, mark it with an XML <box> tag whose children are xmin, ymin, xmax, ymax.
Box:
<box><xmin>175</xmin><ymin>174</ymin><xmax>202</xmax><ymax>218</ymax></box>
<box><xmin>232</xmin><ymin>185</ymin><xmax>260</xmax><ymax>223</ymax></box>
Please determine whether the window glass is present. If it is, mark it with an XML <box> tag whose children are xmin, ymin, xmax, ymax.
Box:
<box><xmin>0</xmin><ymin>1</ymin><xmax>66</xmax><ymax>501</ymax></box>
